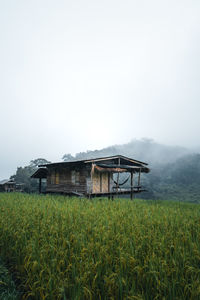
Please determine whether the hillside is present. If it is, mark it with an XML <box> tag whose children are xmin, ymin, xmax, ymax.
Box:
<box><xmin>144</xmin><ymin>153</ymin><xmax>200</xmax><ymax>201</ymax></box>
<box><xmin>63</xmin><ymin>138</ymin><xmax>191</xmax><ymax>166</ymax></box>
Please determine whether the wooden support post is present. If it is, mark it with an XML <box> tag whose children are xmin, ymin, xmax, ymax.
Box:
<box><xmin>108</xmin><ymin>174</ymin><xmax>111</xmax><ymax>200</ymax></box>
<box><xmin>138</xmin><ymin>168</ymin><xmax>141</xmax><ymax>190</ymax></box>
<box><xmin>116</xmin><ymin>157</ymin><xmax>120</xmax><ymax>197</ymax></box>
<box><xmin>116</xmin><ymin>172</ymin><xmax>119</xmax><ymax>197</ymax></box>
<box><xmin>108</xmin><ymin>173</ymin><xmax>110</xmax><ymax>193</ymax></box>
<box><xmin>39</xmin><ymin>178</ymin><xmax>42</xmax><ymax>194</ymax></box>
<box><xmin>91</xmin><ymin>163</ymin><xmax>94</xmax><ymax>194</ymax></box>
<box><xmin>100</xmin><ymin>173</ymin><xmax>102</xmax><ymax>193</ymax></box>
<box><xmin>131</xmin><ymin>171</ymin><xmax>134</xmax><ymax>200</ymax></box>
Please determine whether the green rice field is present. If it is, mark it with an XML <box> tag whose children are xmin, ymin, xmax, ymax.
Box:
<box><xmin>0</xmin><ymin>193</ymin><xmax>200</xmax><ymax>299</ymax></box>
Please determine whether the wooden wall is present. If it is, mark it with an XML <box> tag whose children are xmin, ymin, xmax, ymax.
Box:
<box><xmin>0</xmin><ymin>184</ymin><xmax>16</xmax><ymax>192</ymax></box>
<box><xmin>45</xmin><ymin>162</ymin><xmax>115</xmax><ymax>195</ymax></box>
<box><xmin>46</xmin><ymin>165</ymin><xmax>89</xmax><ymax>194</ymax></box>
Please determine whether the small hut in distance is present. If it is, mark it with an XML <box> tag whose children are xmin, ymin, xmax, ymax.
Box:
<box><xmin>31</xmin><ymin>155</ymin><xmax>150</xmax><ymax>199</ymax></box>
<box><xmin>0</xmin><ymin>179</ymin><xmax>16</xmax><ymax>192</ymax></box>
<box><xmin>0</xmin><ymin>180</ymin><xmax>24</xmax><ymax>193</ymax></box>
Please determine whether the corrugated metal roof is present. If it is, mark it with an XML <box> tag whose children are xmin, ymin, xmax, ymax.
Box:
<box><xmin>38</xmin><ymin>155</ymin><xmax>148</xmax><ymax>168</ymax></box>
<box><xmin>0</xmin><ymin>179</ymin><xmax>9</xmax><ymax>185</ymax></box>
<box><xmin>0</xmin><ymin>179</ymin><xmax>15</xmax><ymax>185</ymax></box>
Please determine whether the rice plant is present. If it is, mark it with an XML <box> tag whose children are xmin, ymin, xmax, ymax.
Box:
<box><xmin>0</xmin><ymin>193</ymin><xmax>200</xmax><ymax>299</ymax></box>
<box><xmin>0</xmin><ymin>257</ymin><xmax>20</xmax><ymax>300</ymax></box>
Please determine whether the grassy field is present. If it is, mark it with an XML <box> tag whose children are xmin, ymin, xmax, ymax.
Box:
<box><xmin>0</xmin><ymin>193</ymin><xmax>200</xmax><ymax>299</ymax></box>
<box><xmin>0</xmin><ymin>257</ymin><xmax>20</xmax><ymax>300</ymax></box>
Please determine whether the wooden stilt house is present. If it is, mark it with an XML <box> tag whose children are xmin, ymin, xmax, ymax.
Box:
<box><xmin>0</xmin><ymin>179</ymin><xmax>16</xmax><ymax>192</ymax></box>
<box><xmin>31</xmin><ymin>155</ymin><xmax>150</xmax><ymax>198</ymax></box>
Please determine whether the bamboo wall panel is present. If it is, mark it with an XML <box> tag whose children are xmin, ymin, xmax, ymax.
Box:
<box><xmin>92</xmin><ymin>171</ymin><xmax>100</xmax><ymax>193</ymax></box>
<box><xmin>92</xmin><ymin>171</ymin><xmax>110</xmax><ymax>193</ymax></box>
<box><xmin>102</xmin><ymin>173</ymin><xmax>108</xmax><ymax>193</ymax></box>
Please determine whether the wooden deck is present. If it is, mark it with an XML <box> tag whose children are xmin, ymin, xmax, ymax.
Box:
<box><xmin>88</xmin><ymin>187</ymin><xmax>146</xmax><ymax>198</ymax></box>
<box><xmin>41</xmin><ymin>187</ymin><xmax>146</xmax><ymax>198</ymax></box>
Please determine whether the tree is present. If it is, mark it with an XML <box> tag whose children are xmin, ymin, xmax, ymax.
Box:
<box><xmin>11</xmin><ymin>158</ymin><xmax>51</xmax><ymax>193</ymax></box>
<box><xmin>29</xmin><ymin>158</ymin><xmax>51</xmax><ymax>168</ymax></box>
<box><xmin>62</xmin><ymin>154</ymin><xmax>74</xmax><ymax>162</ymax></box>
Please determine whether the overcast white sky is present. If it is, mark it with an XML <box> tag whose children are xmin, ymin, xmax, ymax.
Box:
<box><xmin>0</xmin><ymin>0</ymin><xmax>200</xmax><ymax>178</ymax></box>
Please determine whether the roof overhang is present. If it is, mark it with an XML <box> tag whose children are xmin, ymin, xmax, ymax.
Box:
<box><xmin>0</xmin><ymin>179</ymin><xmax>15</xmax><ymax>185</ymax></box>
<box><xmin>84</xmin><ymin>155</ymin><xmax>148</xmax><ymax>165</ymax></box>
<box><xmin>95</xmin><ymin>163</ymin><xmax>150</xmax><ymax>173</ymax></box>
<box><xmin>31</xmin><ymin>168</ymin><xmax>48</xmax><ymax>179</ymax></box>
<box><xmin>38</xmin><ymin>155</ymin><xmax>148</xmax><ymax>168</ymax></box>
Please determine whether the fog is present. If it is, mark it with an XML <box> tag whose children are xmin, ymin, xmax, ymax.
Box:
<box><xmin>0</xmin><ymin>0</ymin><xmax>199</xmax><ymax>178</ymax></box>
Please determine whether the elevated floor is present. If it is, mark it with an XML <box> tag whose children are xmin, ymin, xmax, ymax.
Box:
<box><xmin>41</xmin><ymin>187</ymin><xmax>146</xmax><ymax>198</ymax></box>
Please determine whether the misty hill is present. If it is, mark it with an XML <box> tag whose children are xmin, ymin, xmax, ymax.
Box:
<box><xmin>146</xmin><ymin>153</ymin><xmax>200</xmax><ymax>202</ymax></box>
<box><xmin>63</xmin><ymin>138</ymin><xmax>191</xmax><ymax>166</ymax></box>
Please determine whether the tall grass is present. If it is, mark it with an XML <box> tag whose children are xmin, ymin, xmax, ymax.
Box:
<box><xmin>0</xmin><ymin>193</ymin><xmax>200</xmax><ymax>299</ymax></box>
<box><xmin>0</xmin><ymin>257</ymin><xmax>20</xmax><ymax>300</ymax></box>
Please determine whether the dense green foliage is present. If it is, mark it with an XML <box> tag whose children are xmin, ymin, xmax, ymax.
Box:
<box><xmin>0</xmin><ymin>258</ymin><xmax>20</xmax><ymax>300</ymax></box>
<box><xmin>10</xmin><ymin>158</ymin><xmax>50</xmax><ymax>193</ymax></box>
<box><xmin>1</xmin><ymin>193</ymin><xmax>200</xmax><ymax>299</ymax></box>
<box><xmin>143</xmin><ymin>154</ymin><xmax>200</xmax><ymax>202</ymax></box>
<box><xmin>62</xmin><ymin>138</ymin><xmax>190</xmax><ymax>165</ymax></box>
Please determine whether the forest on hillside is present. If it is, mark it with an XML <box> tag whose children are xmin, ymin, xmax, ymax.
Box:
<box><xmin>11</xmin><ymin>139</ymin><xmax>200</xmax><ymax>202</ymax></box>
